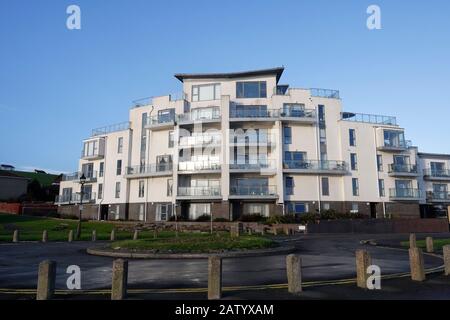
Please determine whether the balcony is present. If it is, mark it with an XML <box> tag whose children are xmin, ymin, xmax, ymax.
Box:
<box><xmin>125</xmin><ymin>163</ymin><xmax>173</xmax><ymax>179</ymax></box>
<box><xmin>177</xmin><ymin>107</ymin><xmax>221</xmax><ymax>125</ymax></box>
<box><xmin>178</xmin><ymin>133</ymin><xmax>221</xmax><ymax>148</ymax></box>
<box><xmin>177</xmin><ymin>186</ymin><xmax>222</xmax><ymax>200</ymax></box>
<box><xmin>229</xmin><ymin>133</ymin><xmax>276</xmax><ymax>147</ymax></box>
<box><xmin>389</xmin><ymin>188</ymin><xmax>422</xmax><ymax>201</ymax></box>
<box><xmin>377</xmin><ymin>140</ymin><xmax>412</xmax><ymax>152</ymax></box>
<box><xmin>341</xmin><ymin>112</ymin><xmax>397</xmax><ymax>126</ymax></box>
<box><xmin>229</xmin><ymin>185</ymin><xmax>278</xmax><ymax>199</ymax></box>
<box><xmin>55</xmin><ymin>192</ymin><xmax>97</xmax><ymax>205</ymax></box>
<box><xmin>91</xmin><ymin>122</ymin><xmax>130</xmax><ymax>137</ymax></box>
<box><xmin>283</xmin><ymin>160</ymin><xmax>348</xmax><ymax>175</ymax></box>
<box><xmin>388</xmin><ymin>164</ymin><xmax>419</xmax><ymax>177</ymax></box>
<box><xmin>62</xmin><ymin>172</ymin><xmax>97</xmax><ymax>183</ymax></box>
<box><xmin>280</xmin><ymin>107</ymin><xmax>316</xmax><ymax>124</ymax></box>
<box><xmin>427</xmin><ymin>191</ymin><xmax>450</xmax><ymax>202</ymax></box>
<box><xmin>423</xmin><ymin>169</ymin><xmax>450</xmax><ymax>181</ymax></box>
<box><xmin>310</xmin><ymin>88</ymin><xmax>340</xmax><ymax>99</ymax></box>
<box><xmin>229</xmin><ymin>159</ymin><xmax>276</xmax><ymax>174</ymax></box>
<box><xmin>145</xmin><ymin>114</ymin><xmax>175</xmax><ymax>130</ymax></box>
<box><xmin>230</xmin><ymin>106</ymin><xmax>279</xmax><ymax>121</ymax></box>
<box><xmin>178</xmin><ymin>160</ymin><xmax>221</xmax><ymax>174</ymax></box>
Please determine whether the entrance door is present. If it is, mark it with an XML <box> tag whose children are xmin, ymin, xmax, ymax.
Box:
<box><xmin>370</xmin><ymin>203</ymin><xmax>377</xmax><ymax>219</ymax></box>
<box><xmin>100</xmin><ymin>204</ymin><xmax>108</xmax><ymax>220</ymax></box>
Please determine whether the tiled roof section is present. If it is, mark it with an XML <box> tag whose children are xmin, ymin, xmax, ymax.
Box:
<box><xmin>0</xmin><ymin>170</ymin><xmax>29</xmax><ymax>179</ymax></box>
<box><xmin>174</xmin><ymin>67</ymin><xmax>285</xmax><ymax>83</ymax></box>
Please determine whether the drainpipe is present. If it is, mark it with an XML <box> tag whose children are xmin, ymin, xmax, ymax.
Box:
<box><xmin>98</xmin><ymin>136</ymin><xmax>107</xmax><ymax>221</ymax></box>
<box><xmin>314</xmin><ymin>104</ymin><xmax>321</xmax><ymax>214</ymax></box>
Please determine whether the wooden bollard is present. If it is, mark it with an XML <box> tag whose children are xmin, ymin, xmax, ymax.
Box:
<box><xmin>273</xmin><ymin>227</ymin><xmax>278</xmax><ymax>236</ymax></box>
<box><xmin>208</xmin><ymin>256</ymin><xmax>222</xmax><ymax>300</ymax></box>
<box><xmin>42</xmin><ymin>230</ymin><xmax>48</xmax><ymax>243</ymax></box>
<box><xmin>443</xmin><ymin>245</ymin><xmax>450</xmax><ymax>276</ymax></box>
<box><xmin>153</xmin><ymin>229</ymin><xmax>158</xmax><ymax>239</ymax></box>
<box><xmin>110</xmin><ymin>229</ymin><xmax>116</xmax><ymax>241</ymax></box>
<box><xmin>286</xmin><ymin>254</ymin><xmax>302</xmax><ymax>294</ymax></box>
<box><xmin>36</xmin><ymin>260</ymin><xmax>56</xmax><ymax>300</ymax></box>
<box><xmin>356</xmin><ymin>250</ymin><xmax>372</xmax><ymax>289</ymax></box>
<box><xmin>68</xmin><ymin>230</ymin><xmax>73</xmax><ymax>243</ymax></box>
<box><xmin>111</xmin><ymin>259</ymin><xmax>128</xmax><ymax>300</ymax></box>
<box><xmin>409</xmin><ymin>247</ymin><xmax>426</xmax><ymax>281</ymax></box>
<box><xmin>13</xmin><ymin>230</ymin><xmax>19</xmax><ymax>243</ymax></box>
<box><xmin>409</xmin><ymin>233</ymin><xmax>417</xmax><ymax>249</ymax></box>
<box><xmin>425</xmin><ymin>237</ymin><xmax>434</xmax><ymax>253</ymax></box>
<box><xmin>133</xmin><ymin>230</ymin><xmax>139</xmax><ymax>240</ymax></box>
<box><xmin>92</xmin><ymin>230</ymin><xmax>97</xmax><ymax>242</ymax></box>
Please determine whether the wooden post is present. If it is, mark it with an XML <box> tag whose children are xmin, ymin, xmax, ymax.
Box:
<box><xmin>425</xmin><ymin>237</ymin><xmax>434</xmax><ymax>253</ymax></box>
<box><xmin>111</xmin><ymin>259</ymin><xmax>128</xmax><ymax>300</ymax></box>
<box><xmin>286</xmin><ymin>254</ymin><xmax>302</xmax><ymax>294</ymax></box>
<box><xmin>409</xmin><ymin>247</ymin><xmax>426</xmax><ymax>281</ymax></box>
<box><xmin>356</xmin><ymin>250</ymin><xmax>372</xmax><ymax>289</ymax></box>
<box><xmin>36</xmin><ymin>260</ymin><xmax>56</xmax><ymax>300</ymax></box>
<box><xmin>208</xmin><ymin>256</ymin><xmax>222</xmax><ymax>300</ymax></box>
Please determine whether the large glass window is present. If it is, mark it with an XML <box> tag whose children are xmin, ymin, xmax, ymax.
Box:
<box><xmin>81</xmin><ymin>163</ymin><xmax>94</xmax><ymax>178</ymax></box>
<box><xmin>286</xmin><ymin>202</ymin><xmax>309</xmax><ymax>215</ymax></box>
<box><xmin>116</xmin><ymin>160</ymin><xmax>122</xmax><ymax>175</ymax></box>
<box><xmin>352</xmin><ymin>178</ymin><xmax>359</xmax><ymax>196</ymax></box>
<box><xmin>378</xmin><ymin>179</ymin><xmax>385</xmax><ymax>197</ymax></box>
<box><xmin>138</xmin><ymin>180</ymin><xmax>145</xmax><ymax>198</ymax></box>
<box><xmin>99</xmin><ymin>162</ymin><xmax>104</xmax><ymax>177</ymax></box>
<box><xmin>167</xmin><ymin>179</ymin><xmax>173</xmax><ymax>196</ymax></box>
<box><xmin>322</xmin><ymin>177</ymin><xmax>329</xmax><ymax>196</ymax></box>
<box><xmin>189</xmin><ymin>203</ymin><xmax>211</xmax><ymax>220</ymax></box>
<box><xmin>349</xmin><ymin>129</ymin><xmax>356</xmax><ymax>146</ymax></box>
<box><xmin>192</xmin><ymin>83</ymin><xmax>221</xmax><ymax>101</ymax></box>
<box><xmin>115</xmin><ymin>182</ymin><xmax>121</xmax><ymax>198</ymax></box>
<box><xmin>156</xmin><ymin>203</ymin><xmax>172</xmax><ymax>221</ymax></box>
<box><xmin>285</xmin><ymin>177</ymin><xmax>294</xmax><ymax>195</ymax></box>
<box><xmin>98</xmin><ymin>184</ymin><xmax>103</xmax><ymax>199</ymax></box>
<box><xmin>236</xmin><ymin>81</ymin><xmax>267</xmax><ymax>98</ymax></box>
<box><xmin>376</xmin><ymin>155</ymin><xmax>383</xmax><ymax>172</ymax></box>
<box><xmin>82</xmin><ymin>140</ymin><xmax>98</xmax><ymax>157</ymax></box>
<box><xmin>168</xmin><ymin>131</ymin><xmax>174</xmax><ymax>148</ymax></box>
<box><xmin>284</xmin><ymin>126</ymin><xmax>292</xmax><ymax>145</ymax></box>
<box><xmin>384</xmin><ymin>130</ymin><xmax>405</xmax><ymax>148</ymax></box>
<box><xmin>117</xmin><ymin>137</ymin><xmax>123</xmax><ymax>154</ymax></box>
<box><xmin>350</xmin><ymin>153</ymin><xmax>358</xmax><ymax>171</ymax></box>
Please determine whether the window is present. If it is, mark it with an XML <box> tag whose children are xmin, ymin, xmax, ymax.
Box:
<box><xmin>283</xmin><ymin>103</ymin><xmax>305</xmax><ymax>117</ymax></box>
<box><xmin>117</xmin><ymin>137</ymin><xmax>123</xmax><ymax>154</ymax></box>
<box><xmin>156</xmin><ymin>203</ymin><xmax>172</xmax><ymax>221</ymax></box>
<box><xmin>351</xmin><ymin>203</ymin><xmax>359</xmax><ymax>213</ymax></box>
<box><xmin>81</xmin><ymin>163</ymin><xmax>94</xmax><ymax>178</ymax></box>
<box><xmin>62</xmin><ymin>188</ymin><xmax>72</xmax><ymax>201</ymax></box>
<box><xmin>376</xmin><ymin>155</ymin><xmax>383</xmax><ymax>172</ymax></box>
<box><xmin>350</xmin><ymin>153</ymin><xmax>358</xmax><ymax>171</ymax></box>
<box><xmin>322</xmin><ymin>177</ymin><xmax>330</xmax><ymax>196</ymax></box>
<box><xmin>378</xmin><ymin>179</ymin><xmax>385</xmax><ymax>197</ymax></box>
<box><xmin>236</xmin><ymin>81</ymin><xmax>267</xmax><ymax>98</ymax></box>
<box><xmin>285</xmin><ymin>151</ymin><xmax>306</xmax><ymax>162</ymax></box>
<box><xmin>167</xmin><ymin>179</ymin><xmax>173</xmax><ymax>196</ymax></box>
<box><xmin>168</xmin><ymin>131</ymin><xmax>174</xmax><ymax>148</ymax></box>
<box><xmin>99</xmin><ymin>162</ymin><xmax>104</xmax><ymax>177</ymax></box>
<box><xmin>286</xmin><ymin>202</ymin><xmax>309</xmax><ymax>214</ymax></box>
<box><xmin>192</xmin><ymin>83</ymin><xmax>221</xmax><ymax>101</ymax></box>
<box><xmin>116</xmin><ymin>160</ymin><xmax>122</xmax><ymax>175</ymax></box>
<box><xmin>285</xmin><ymin>177</ymin><xmax>294</xmax><ymax>195</ymax></box>
<box><xmin>115</xmin><ymin>182</ymin><xmax>121</xmax><ymax>198</ymax></box>
<box><xmin>138</xmin><ymin>180</ymin><xmax>144</xmax><ymax>198</ymax></box>
<box><xmin>139</xmin><ymin>204</ymin><xmax>145</xmax><ymax>221</ymax></box>
<box><xmin>157</xmin><ymin>109</ymin><xmax>175</xmax><ymax>123</ymax></box>
<box><xmin>98</xmin><ymin>184</ymin><xmax>103</xmax><ymax>199</ymax></box>
<box><xmin>323</xmin><ymin>203</ymin><xmax>330</xmax><ymax>211</ymax></box>
<box><xmin>349</xmin><ymin>129</ymin><xmax>356</xmax><ymax>146</ymax></box>
<box><xmin>352</xmin><ymin>178</ymin><xmax>359</xmax><ymax>196</ymax></box>
<box><xmin>114</xmin><ymin>205</ymin><xmax>120</xmax><ymax>220</ymax></box>
<box><xmin>189</xmin><ymin>203</ymin><xmax>211</xmax><ymax>220</ymax></box>
<box><xmin>384</xmin><ymin>130</ymin><xmax>405</xmax><ymax>148</ymax></box>
<box><xmin>244</xmin><ymin>203</ymin><xmax>269</xmax><ymax>217</ymax></box>
<box><xmin>284</xmin><ymin>126</ymin><xmax>292</xmax><ymax>145</ymax></box>
<box><xmin>82</xmin><ymin>140</ymin><xmax>99</xmax><ymax>157</ymax></box>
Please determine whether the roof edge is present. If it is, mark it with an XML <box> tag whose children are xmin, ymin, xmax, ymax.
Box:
<box><xmin>174</xmin><ymin>67</ymin><xmax>285</xmax><ymax>83</ymax></box>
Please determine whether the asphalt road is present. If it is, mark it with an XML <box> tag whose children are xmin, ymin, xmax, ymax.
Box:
<box><xmin>0</xmin><ymin>233</ymin><xmax>445</xmax><ymax>291</ymax></box>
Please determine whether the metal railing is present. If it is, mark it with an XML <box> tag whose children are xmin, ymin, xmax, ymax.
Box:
<box><xmin>230</xmin><ymin>185</ymin><xmax>277</xmax><ymax>196</ymax></box>
<box><xmin>178</xmin><ymin>107</ymin><xmax>221</xmax><ymax>123</ymax></box>
<box><xmin>283</xmin><ymin>160</ymin><xmax>347</xmax><ymax>171</ymax></box>
<box><xmin>230</xmin><ymin>159</ymin><xmax>276</xmax><ymax>170</ymax></box>
<box><xmin>55</xmin><ymin>192</ymin><xmax>96</xmax><ymax>204</ymax></box>
<box><xmin>132</xmin><ymin>93</ymin><xmax>188</xmax><ymax>108</ymax></box>
<box><xmin>383</xmin><ymin>140</ymin><xmax>412</xmax><ymax>149</ymax></box>
<box><xmin>177</xmin><ymin>186</ymin><xmax>221</xmax><ymax>197</ymax></box>
<box><xmin>178</xmin><ymin>160</ymin><xmax>221</xmax><ymax>171</ymax></box>
<box><xmin>341</xmin><ymin>112</ymin><xmax>397</xmax><ymax>125</ymax></box>
<box><xmin>179</xmin><ymin>133</ymin><xmax>221</xmax><ymax>147</ymax></box>
<box><xmin>280</xmin><ymin>108</ymin><xmax>316</xmax><ymax>119</ymax></box>
<box><xmin>92</xmin><ymin>122</ymin><xmax>130</xmax><ymax>136</ymax></box>
<box><xmin>229</xmin><ymin>133</ymin><xmax>276</xmax><ymax>145</ymax></box>
<box><xmin>389</xmin><ymin>188</ymin><xmax>422</xmax><ymax>199</ymax></box>
<box><xmin>126</xmin><ymin>163</ymin><xmax>173</xmax><ymax>175</ymax></box>
<box><xmin>388</xmin><ymin>164</ymin><xmax>418</xmax><ymax>174</ymax></box>
<box><xmin>310</xmin><ymin>88</ymin><xmax>340</xmax><ymax>99</ymax></box>
<box><xmin>430</xmin><ymin>191</ymin><xmax>450</xmax><ymax>201</ymax></box>
<box><xmin>230</xmin><ymin>106</ymin><xmax>279</xmax><ymax>119</ymax></box>
<box><xmin>423</xmin><ymin>169</ymin><xmax>450</xmax><ymax>178</ymax></box>
<box><xmin>146</xmin><ymin>114</ymin><xmax>176</xmax><ymax>126</ymax></box>
<box><xmin>62</xmin><ymin>171</ymin><xmax>97</xmax><ymax>182</ymax></box>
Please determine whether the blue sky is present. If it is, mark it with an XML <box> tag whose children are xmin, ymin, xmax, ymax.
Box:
<box><xmin>0</xmin><ymin>0</ymin><xmax>449</xmax><ymax>173</ymax></box>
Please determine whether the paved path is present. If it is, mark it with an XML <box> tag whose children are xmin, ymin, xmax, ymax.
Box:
<box><xmin>0</xmin><ymin>233</ymin><xmax>445</xmax><ymax>290</ymax></box>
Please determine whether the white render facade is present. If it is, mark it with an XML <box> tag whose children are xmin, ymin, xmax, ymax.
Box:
<box><xmin>56</xmin><ymin>67</ymin><xmax>448</xmax><ymax>221</ymax></box>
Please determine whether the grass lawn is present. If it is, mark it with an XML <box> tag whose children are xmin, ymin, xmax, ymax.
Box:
<box><xmin>111</xmin><ymin>233</ymin><xmax>276</xmax><ymax>253</ymax></box>
<box><xmin>401</xmin><ymin>238</ymin><xmax>450</xmax><ymax>251</ymax></box>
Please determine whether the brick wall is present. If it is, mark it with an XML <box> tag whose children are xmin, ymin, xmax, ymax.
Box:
<box><xmin>0</xmin><ymin>202</ymin><xmax>21</xmax><ymax>214</ymax></box>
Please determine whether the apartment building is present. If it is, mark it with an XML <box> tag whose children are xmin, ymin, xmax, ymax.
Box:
<box><xmin>56</xmin><ymin>67</ymin><xmax>448</xmax><ymax>221</ymax></box>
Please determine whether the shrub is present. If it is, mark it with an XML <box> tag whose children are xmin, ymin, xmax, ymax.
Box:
<box><xmin>238</xmin><ymin>214</ymin><xmax>267</xmax><ymax>222</ymax></box>
<box><xmin>168</xmin><ymin>215</ymin><xmax>188</xmax><ymax>222</ymax></box>
<box><xmin>195</xmin><ymin>214</ymin><xmax>211</xmax><ymax>222</ymax></box>
<box><xmin>213</xmin><ymin>217</ymin><xmax>229</xmax><ymax>222</ymax></box>
<box><xmin>266</xmin><ymin>214</ymin><xmax>298</xmax><ymax>225</ymax></box>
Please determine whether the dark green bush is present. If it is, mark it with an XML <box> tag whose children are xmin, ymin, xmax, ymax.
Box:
<box><xmin>238</xmin><ymin>214</ymin><xmax>267</xmax><ymax>222</ymax></box>
<box><xmin>195</xmin><ymin>214</ymin><xmax>212</xmax><ymax>222</ymax></box>
<box><xmin>213</xmin><ymin>217</ymin><xmax>229</xmax><ymax>222</ymax></box>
